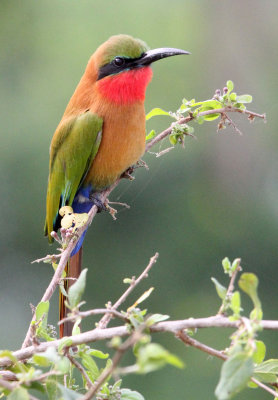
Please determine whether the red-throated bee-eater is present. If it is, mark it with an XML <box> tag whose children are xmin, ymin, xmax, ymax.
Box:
<box><xmin>44</xmin><ymin>34</ymin><xmax>189</xmax><ymax>337</ymax></box>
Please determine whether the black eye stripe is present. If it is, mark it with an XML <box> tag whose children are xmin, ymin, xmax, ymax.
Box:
<box><xmin>97</xmin><ymin>54</ymin><xmax>145</xmax><ymax>81</ymax></box>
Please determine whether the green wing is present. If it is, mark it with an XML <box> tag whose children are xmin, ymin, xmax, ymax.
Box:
<box><xmin>45</xmin><ymin>111</ymin><xmax>103</xmax><ymax>241</ymax></box>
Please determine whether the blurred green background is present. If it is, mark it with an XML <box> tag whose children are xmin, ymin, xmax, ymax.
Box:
<box><xmin>1</xmin><ymin>0</ymin><xmax>278</xmax><ymax>398</ymax></box>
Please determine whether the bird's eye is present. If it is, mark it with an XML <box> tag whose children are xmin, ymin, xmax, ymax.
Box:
<box><xmin>113</xmin><ymin>57</ymin><xmax>125</xmax><ymax>67</ymax></box>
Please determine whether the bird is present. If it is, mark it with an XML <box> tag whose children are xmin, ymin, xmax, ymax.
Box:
<box><xmin>44</xmin><ymin>34</ymin><xmax>189</xmax><ymax>337</ymax></box>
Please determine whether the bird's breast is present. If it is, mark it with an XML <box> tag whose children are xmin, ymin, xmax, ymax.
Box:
<box><xmin>85</xmin><ymin>103</ymin><xmax>146</xmax><ymax>190</ymax></box>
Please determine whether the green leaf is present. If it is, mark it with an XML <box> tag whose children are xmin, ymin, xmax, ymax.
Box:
<box><xmin>7</xmin><ymin>387</ymin><xmax>29</xmax><ymax>400</ymax></box>
<box><xmin>58</xmin><ymin>337</ymin><xmax>73</xmax><ymax>352</ymax></box>
<box><xmin>231</xmin><ymin>259</ymin><xmax>241</xmax><ymax>272</ymax></box>
<box><xmin>88</xmin><ymin>349</ymin><xmax>109</xmax><ymax>359</ymax></box>
<box><xmin>145</xmin><ymin>108</ymin><xmax>170</xmax><ymax>120</ymax></box>
<box><xmin>111</xmin><ymin>379</ymin><xmax>122</xmax><ymax>392</ymax></box>
<box><xmin>230</xmin><ymin>291</ymin><xmax>241</xmax><ymax>318</ymax></box>
<box><xmin>215</xmin><ymin>353</ymin><xmax>253</xmax><ymax>400</ymax></box>
<box><xmin>145</xmin><ymin>313</ymin><xmax>169</xmax><ymax>327</ymax></box>
<box><xmin>57</xmin><ymin>356</ymin><xmax>71</xmax><ymax>374</ymax></box>
<box><xmin>80</xmin><ymin>353</ymin><xmax>99</xmax><ymax>380</ymax></box>
<box><xmin>146</xmin><ymin>130</ymin><xmax>156</xmax><ymax>141</ymax></box>
<box><xmin>199</xmin><ymin>106</ymin><xmax>220</xmax><ymax>121</ymax></box>
<box><xmin>123</xmin><ymin>278</ymin><xmax>133</xmax><ymax>284</ymax></box>
<box><xmin>238</xmin><ymin>273</ymin><xmax>262</xmax><ymax>319</ymax></box>
<box><xmin>46</xmin><ymin>380</ymin><xmax>59</xmax><ymax>400</ymax></box>
<box><xmin>35</xmin><ymin>301</ymin><xmax>50</xmax><ymax>328</ymax></box>
<box><xmin>121</xmin><ymin>388</ymin><xmax>145</xmax><ymax>400</ymax></box>
<box><xmin>137</xmin><ymin>343</ymin><xmax>184</xmax><ymax>374</ymax></box>
<box><xmin>57</xmin><ymin>383</ymin><xmax>82</xmax><ymax>399</ymax></box>
<box><xmin>129</xmin><ymin>287</ymin><xmax>154</xmax><ymax>309</ymax></box>
<box><xmin>222</xmin><ymin>257</ymin><xmax>231</xmax><ymax>275</ymax></box>
<box><xmin>236</xmin><ymin>95</ymin><xmax>252</xmax><ymax>104</ymax></box>
<box><xmin>68</xmin><ymin>268</ymin><xmax>87</xmax><ymax>309</ymax></box>
<box><xmin>254</xmin><ymin>359</ymin><xmax>278</xmax><ymax>374</ymax></box>
<box><xmin>226</xmin><ymin>80</ymin><xmax>234</xmax><ymax>93</ymax></box>
<box><xmin>230</xmin><ymin>93</ymin><xmax>237</xmax><ymax>102</ymax></box>
<box><xmin>253</xmin><ymin>341</ymin><xmax>266</xmax><ymax>364</ymax></box>
<box><xmin>169</xmin><ymin>134</ymin><xmax>178</xmax><ymax>145</ymax></box>
<box><xmin>253</xmin><ymin>372</ymin><xmax>277</xmax><ymax>383</ymax></box>
<box><xmin>211</xmin><ymin>277</ymin><xmax>227</xmax><ymax>300</ymax></box>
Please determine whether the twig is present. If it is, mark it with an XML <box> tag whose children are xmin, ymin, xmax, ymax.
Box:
<box><xmin>177</xmin><ymin>330</ymin><xmax>227</xmax><ymax>360</ymax></box>
<box><xmin>80</xmin><ymin>329</ymin><xmax>143</xmax><ymax>400</ymax></box>
<box><xmin>67</xmin><ymin>353</ymin><xmax>93</xmax><ymax>388</ymax></box>
<box><xmin>0</xmin><ymin>378</ymin><xmax>16</xmax><ymax>390</ymax></box>
<box><xmin>59</xmin><ymin>308</ymin><xmax>127</xmax><ymax>326</ymax></box>
<box><xmin>177</xmin><ymin>331</ymin><xmax>278</xmax><ymax>398</ymax></box>
<box><xmin>3</xmin><ymin>316</ymin><xmax>278</xmax><ymax>368</ymax></box>
<box><xmin>0</xmin><ymin>371</ymin><xmax>17</xmax><ymax>381</ymax></box>
<box><xmin>97</xmin><ymin>253</ymin><xmax>159</xmax><ymax>329</ymax></box>
<box><xmin>218</xmin><ymin>259</ymin><xmax>242</xmax><ymax>315</ymax></box>
<box><xmin>145</xmin><ymin>107</ymin><xmax>265</xmax><ymax>151</ymax></box>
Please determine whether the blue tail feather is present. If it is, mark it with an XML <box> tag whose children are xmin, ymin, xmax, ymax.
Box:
<box><xmin>71</xmin><ymin>186</ymin><xmax>94</xmax><ymax>256</ymax></box>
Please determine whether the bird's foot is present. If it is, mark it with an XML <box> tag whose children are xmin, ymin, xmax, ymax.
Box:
<box><xmin>121</xmin><ymin>166</ymin><xmax>135</xmax><ymax>180</ymax></box>
<box><xmin>89</xmin><ymin>194</ymin><xmax>108</xmax><ymax>213</ymax></box>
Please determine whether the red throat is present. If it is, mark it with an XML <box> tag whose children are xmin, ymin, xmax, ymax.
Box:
<box><xmin>97</xmin><ymin>66</ymin><xmax>153</xmax><ymax>105</ymax></box>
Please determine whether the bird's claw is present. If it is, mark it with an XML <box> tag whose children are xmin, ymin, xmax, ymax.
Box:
<box><xmin>89</xmin><ymin>194</ymin><xmax>108</xmax><ymax>213</ymax></box>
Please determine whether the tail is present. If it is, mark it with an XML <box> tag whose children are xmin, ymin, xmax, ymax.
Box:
<box><xmin>59</xmin><ymin>247</ymin><xmax>83</xmax><ymax>337</ymax></box>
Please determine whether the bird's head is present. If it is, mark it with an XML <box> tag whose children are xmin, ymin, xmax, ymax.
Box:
<box><xmin>88</xmin><ymin>34</ymin><xmax>189</xmax><ymax>105</ymax></box>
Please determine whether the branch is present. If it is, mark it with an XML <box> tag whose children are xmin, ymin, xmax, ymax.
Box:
<box><xmin>145</xmin><ymin>106</ymin><xmax>265</xmax><ymax>151</ymax></box>
<box><xmin>80</xmin><ymin>329</ymin><xmax>143</xmax><ymax>400</ymax></box>
<box><xmin>177</xmin><ymin>331</ymin><xmax>278</xmax><ymax>398</ymax></box>
<box><xmin>67</xmin><ymin>353</ymin><xmax>93</xmax><ymax>388</ymax></box>
<box><xmin>218</xmin><ymin>258</ymin><xmax>242</xmax><ymax>315</ymax></box>
<box><xmin>97</xmin><ymin>252</ymin><xmax>159</xmax><ymax>329</ymax></box>
<box><xmin>4</xmin><ymin>316</ymin><xmax>278</xmax><ymax>368</ymax></box>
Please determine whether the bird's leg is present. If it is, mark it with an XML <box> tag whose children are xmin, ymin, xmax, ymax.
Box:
<box><xmin>89</xmin><ymin>193</ymin><xmax>108</xmax><ymax>213</ymax></box>
<box><xmin>121</xmin><ymin>166</ymin><xmax>135</xmax><ymax>180</ymax></box>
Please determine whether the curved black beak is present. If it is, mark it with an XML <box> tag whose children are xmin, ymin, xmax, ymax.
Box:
<box><xmin>136</xmin><ymin>47</ymin><xmax>190</xmax><ymax>66</ymax></box>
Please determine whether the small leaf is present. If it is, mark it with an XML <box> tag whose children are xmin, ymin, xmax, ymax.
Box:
<box><xmin>72</xmin><ymin>318</ymin><xmax>82</xmax><ymax>336</ymax></box>
<box><xmin>222</xmin><ymin>257</ymin><xmax>231</xmax><ymax>274</ymax></box>
<box><xmin>57</xmin><ymin>357</ymin><xmax>71</xmax><ymax>374</ymax></box>
<box><xmin>121</xmin><ymin>388</ymin><xmax>145</xmax><ymax>400</ymax></box>
<box><xmin>236</xmin><ymin>95</ymin><xmax>252</xmax><ymax>104</ymax></box>
<box><xmin>112</xmin><ymin>379</ymin><xmax>122</xmax><ymax>392</ymax></box>
<box><xmin>230</xmin><ymin>291</ymin><xmax>241</xmax><ymax>318</ymax></box>
<box><xmin>35</xmin><ymin>301</ymin><xmax>50</xmax><ymax>327</ymax></box>
<box><xmin>254</xmin><ymin>359</ymin><xmax>278</xmax><ymax>374</ymax></box>
<box><xmin>211</xmin><ymin>277</ymin><xmax>227</xmax><ymax>300</ymax></box>
<box><xmin>145</xmin><ymin>313</ymin><xmax>169</xmax><ymax>327</ymax></box>
<box><xmin>146</xmin><ymin>130</ymin><xmax>156</xmax><ymax>141</ymax></box>
<box><xmin>128</xmin><ymin>287</ymin><xmax>154</xmax><ymax>310</ymax></box>
<box><xmin>137</xmin><ymin>343</ymin><xmax>184</xmax><ymax>374</ymax></box>
<box><xmin>57</xmin><ymin>383</ymin><xmax>82</xmax><ymax>399</ymax></box>
<box><xmin>68</xmin><ymin>269</ymin><xmax>87</xmax><ymax>309</ymax></box>
<box><xmin>145</xmin><ymin>108</ymin><xmax>170</xmax><ymax>120</ymax></box>
<box><xmin>253</xmin><ymin>341</ymin><xmax>266</xmax><ymax>364</ymax></box>
<box><xmin>231</xmin><ymin>258</ymin><xmax>241</xmax><ymax>272</ymax></box>
<box><xmin>7</xmin><ymin>387</ymin><xmax>29</xmax><ymax>400</ymax></box>
<box><xmin>80</xmin><ymin>353</ymin><xmax>99</xmax><ymax>380</ymax></box>
<box><xmin>215</xmin><ymin>353</ymin><xmax>253</xmax><ymax>400</ymax></box>
<box><xmin>226</xmin><ymin>80</ymin><xmax>234</xmax><ymax>93</ymax></box>
<box><xmin>238</xmin><ymin>273</ymin><xmax>262</xmax><ymax>318</ymax></box>
<box><xmin>89</xmin><ymin>349</ymin><xmax>109</xmax><ymax>359</ymax></box>
<box><xmin>230</xmin><ymin>92</ymin><xmax>237</xmax><ymax>102</ymax></box>
<box><xmin>123</xmin><ymin>278</ymin><xmax>133</xmax><ymax>284</ymax></box>
<box><xmin>58</xmin><ymin>337</ymin><xmax>73</xmax><ymax>352</ymax></box>
<box><xmin>46</xmin><ymin>380</ymin><xmax>59</xmax><ymax>400</ymax></box>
